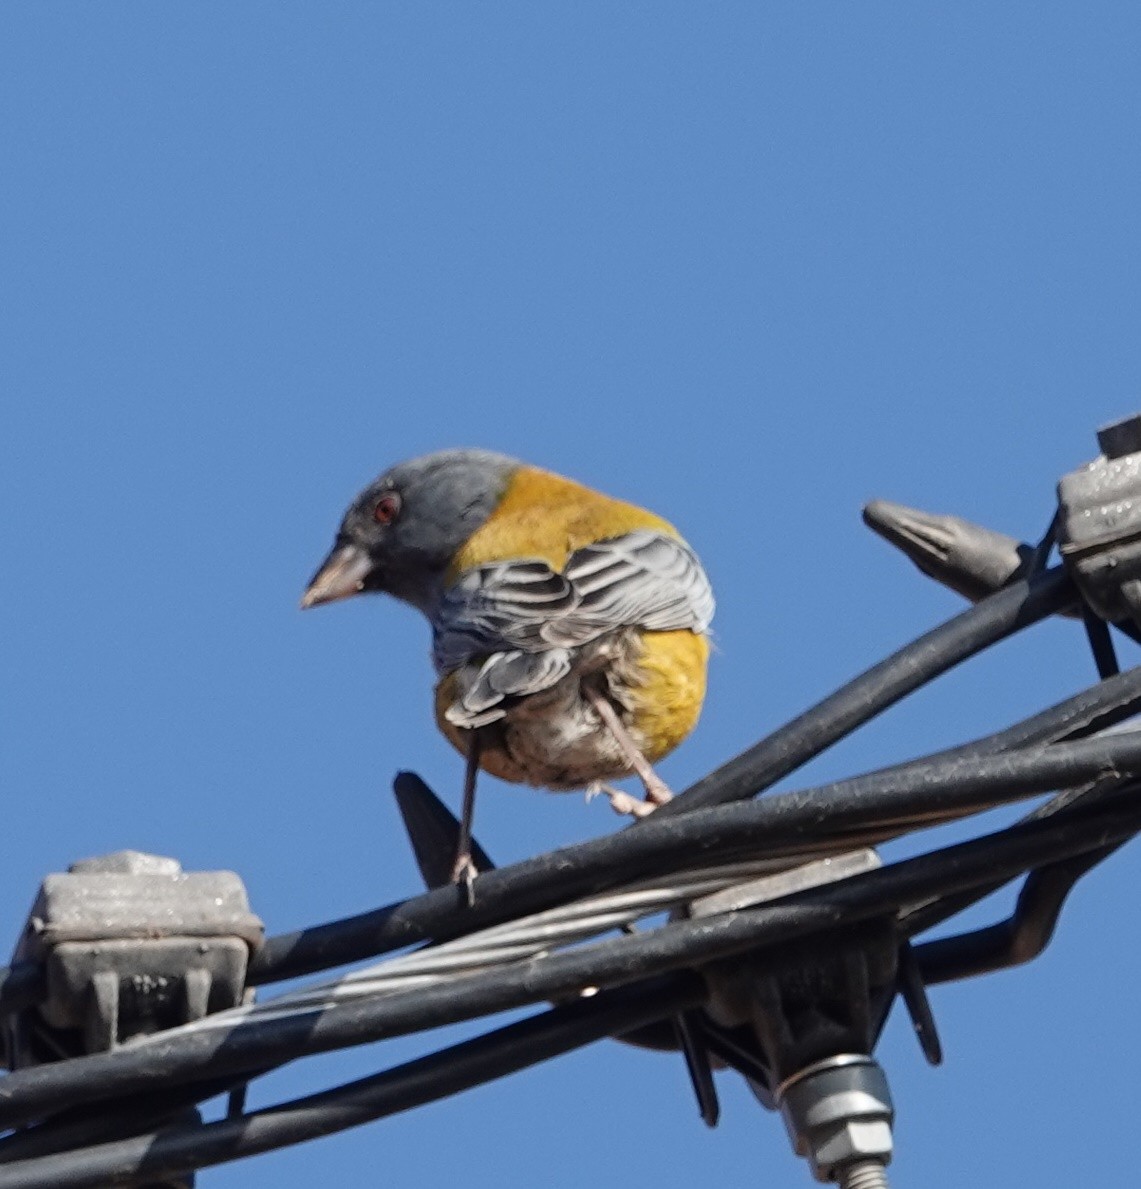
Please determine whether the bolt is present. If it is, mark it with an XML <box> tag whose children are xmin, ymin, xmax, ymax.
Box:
<box><xmin>838</xmin><ymin>1158</ymin><xmax>891</xmax><ymax>1189</ymax></box>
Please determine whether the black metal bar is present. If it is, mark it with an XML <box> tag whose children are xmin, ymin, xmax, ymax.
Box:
<box><xmin>393</xmin><ymin>771</ymin><xmax>495</xmax><ymax>890</ymax></box>
<box><xmin>693</xmin><ymin>1019</ymin><xmax>772</xmax><ymax>1086</ymax></box>
<box><xmin>895</xmin><ymin>942</ymin><xmax>942</xmax><ymax>1066</ymax></box>
<box><xmin>1082</xmin><ymin>608</ymin><xmax>1120</xmax><ymax>679</ymax></box>
<box><xmin>672</xmin><ymin>1011</ymin><xmax>720</xmax><ymax>1127</ymax></box>
<box><xmin>1027</xmin><ymin>508</ymin><xmax>1059</xmax><ymax>575</ymax></box>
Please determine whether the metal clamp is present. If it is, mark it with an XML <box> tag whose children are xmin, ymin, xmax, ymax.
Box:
<box><xmin>1057</xmin><ymin>412</ymin><xmax>1141</xmax><ymax>631</ymax></box>
<box><xmin>6</xmin><ymin>850</ymin><xmax>263</xmax><ymax>1067</ymax></box>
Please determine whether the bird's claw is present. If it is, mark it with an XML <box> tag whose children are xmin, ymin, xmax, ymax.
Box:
<box><xmin>599</xmin><ymin>786</ymin><xmax>660</xmax><ymax>819</ymax></box>
<box><xmin>451</xmin><ymin>852</ymin><xmax>478</xmax><ymax>906</ymax></box>
<box><xmin>642</xmin><ymin>776</ymin><xmax>673</xmax><ymax>807</ymax></box>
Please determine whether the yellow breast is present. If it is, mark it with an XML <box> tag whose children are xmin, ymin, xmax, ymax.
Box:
<box><xmin>624</xmin><ymin>628</ymin><xmax>710</xmax><ymax>763</ymax></box>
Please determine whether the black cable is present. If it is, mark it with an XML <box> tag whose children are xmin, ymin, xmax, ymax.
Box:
<box><xmin>5</xmin><ymin>648</ymin><xmax>1136</xmax><ymax>1050</ymax></box>
<box><xmin>654</xmin><ymin>564</ymin><xmax>1077</xmax><ymax>816</ymax></box>
<box><xmin>0</xmin><ymin>977</ymin><xmax>705</xmax><ymax>1189</ymax></box>
<box><xmin>914</xmin><ymin>842</ymin><xmax>1123</xmax><ymax>985</ymax></box>
<box><xmin>245</xmin><ymin>665</ymin><xmax>1141</xmax><ymax>994</ymax></box>
<box><xmin>2</xmin><ymin>790</ymin><xmax>1138</xmax><ymax>1132</ymax></box>
<box><xmin>903</xmin><ymin>767</ymin><xmax>1138</xmax><ymax>982</ymax></box>
<box><xmin>0</xmin><ymin>1069</ymin><xmax>272</xmax><ymax>1164</ymax></box>
<box><xmin>880</xmin><ymin>659</ymin><xmax>1141</xmax><ymax>761</ymax></box>
<box><xmin>6</xmin><ymin>628</ymin><xmax>1130</xmax><ymax>1019</ymax></box>
<box><xmin>898</xmin><ymin>767</ymin><xmax>1135</xmax><ymax>940</ymax></box>
<box><xmin>743</xmin><ymin>718</ymin><xmax>1141</xmax><ymax>837</ymax></box>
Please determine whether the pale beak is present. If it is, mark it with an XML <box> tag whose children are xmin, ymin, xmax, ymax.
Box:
<box><xmin>300</xmin><ymin>543</ymin><xmax>376</xmax><ymax>609</ymax></box>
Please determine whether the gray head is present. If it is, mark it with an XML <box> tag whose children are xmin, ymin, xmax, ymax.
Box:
<box><xmin>301</xmin><ymin>448</ymin><xmax>519</xmax><ymax>614</ymax></box>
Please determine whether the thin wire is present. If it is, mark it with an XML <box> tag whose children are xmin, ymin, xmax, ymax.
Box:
<box><xmin>125</xmin><ymin>860</ymin><xmax>803</xmax><ymax>1038</ymax></box>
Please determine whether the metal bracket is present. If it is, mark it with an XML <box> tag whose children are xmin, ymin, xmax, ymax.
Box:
<box><xmin>3</xmin><ymin>851</ymin><xmax>263</xmax><ymax>1189</ymax></box>
<box><xmin>6</xmin><ymin>851</ymin><xmax>263</xmax><ymax>1068</ymax></box>
<box><xmin>685</xmin><ymin>851</ymin><xmax>903</xmax><ymax>1185</ymax></box>
<box><xmin>1057</xmin><ymin>412</ymin><xmax>1141</xmax><ymax>632</ymax></box>
<box><xmin>862</xmin><ymin>500</ymin><xmax>1036</xmax><ymax>603</ymax></box>
<box><xmin>863</xmin><ymin>412</ymin><xmax>1141</xmax><ymax>647</ymax></box>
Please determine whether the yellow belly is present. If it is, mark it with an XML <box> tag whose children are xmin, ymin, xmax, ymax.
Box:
<box><xmin>434</xmin><ymin>628</ymin><xmax>709</xmax><ymax>790</ymax></box>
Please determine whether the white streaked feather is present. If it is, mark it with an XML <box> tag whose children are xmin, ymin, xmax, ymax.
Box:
<box><xmin>432</xmin><ymin>529</ymin><xmax>714</xmax><ymax>716</ymax></box>
<box><xmin>444</xmin><ymin>648</ymin><xmax>575</xmax><ymax>728</ymax></box>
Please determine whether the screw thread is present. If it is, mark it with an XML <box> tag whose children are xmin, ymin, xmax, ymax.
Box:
<box><xmin>837</xmin><ymin>1158</ymin><xmax>890</xmax><ymax>1189</ymax></box>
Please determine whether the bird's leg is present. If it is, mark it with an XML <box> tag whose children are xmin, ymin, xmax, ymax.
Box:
<box><xmin>450</xmin><ymin>733</ymin><xmax>482</xmax><ymax>903</ymax></box>
<box><xmin>584</xmin><ymin>686</ymin><xmax>674</xmax><ymax>813</ymax></box>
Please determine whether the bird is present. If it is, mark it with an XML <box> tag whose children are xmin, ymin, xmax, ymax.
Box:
<box><xmin>301</xmin><ymin>448</ymin><xmax>714</xmax><ymax>890</ymax></box>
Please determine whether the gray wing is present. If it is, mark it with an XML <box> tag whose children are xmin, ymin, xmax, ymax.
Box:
<box><xmin>433</xmin><ymin>529</ymin><xmax>713</xmax><ymax>727</ymax></box>
<box><xmin>563</xmin><ymin>530</ymin><xmax>715</xmax><ymax>636</ymax></box>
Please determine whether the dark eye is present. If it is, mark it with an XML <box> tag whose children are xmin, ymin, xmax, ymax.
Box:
<box><xmin>373</xmin><ymin>492</ymin><xmax>402</xmax><ymax>525</ymax></box>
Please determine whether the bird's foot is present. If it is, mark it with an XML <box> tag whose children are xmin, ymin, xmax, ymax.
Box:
<box><xmin>594</xmin><ymin>783</ymin><xmax>660</xmax><ymax>819</ymax></box>
<box><xmin>641</xmin><ymin>773</ymin><xmax>674</xmax><ymax>807</ymax></box>
<box><xmin>450</xmin><ymin>851</ymin><xmax>478</xmax><ymax>906</ymax></box>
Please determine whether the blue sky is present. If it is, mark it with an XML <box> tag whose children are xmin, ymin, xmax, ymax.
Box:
<box><xmin>4</xmin><ymin>5</ymin><xmax>1141</xmax><ymax>1186</ymax></box>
